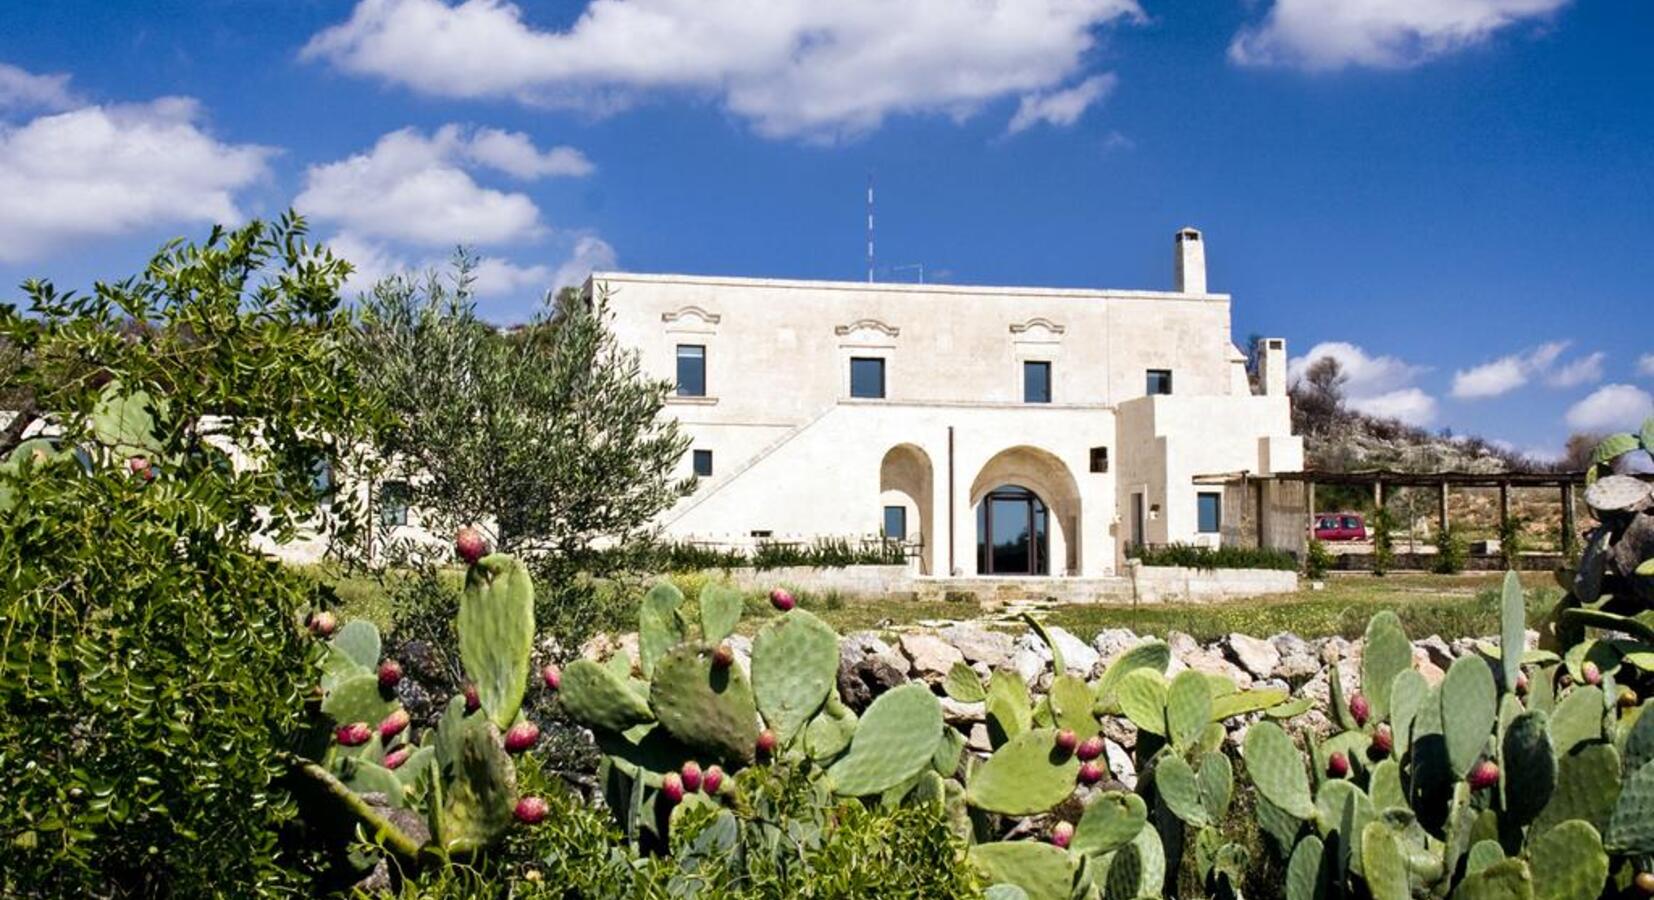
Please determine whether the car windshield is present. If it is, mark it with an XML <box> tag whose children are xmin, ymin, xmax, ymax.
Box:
<box><xmin>1343</xmin><ymin>517</ymin><xmax>1361</xmax><ymax>529</ymax></box>
<box><xmin>1318</xmin><ymin>518</ymin><xmax>1336</xmax><ymax>529</ymax></box>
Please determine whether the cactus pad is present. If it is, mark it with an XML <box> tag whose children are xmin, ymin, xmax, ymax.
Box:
<box><xmin>1534</xmin><ymin>742</ymin><xmax>1620</xmax><ymax>836</ymax></box>
<box><xmin>560</xmin><ymin>659</ymin><xmax>655</xmax><ymax>733</ymax></box>
<box><xmin>650</xmin><ymin>643</ymin><xmax>760</xmax><ymax>765</ymax></box>
<box><xmin>1529</xmin><ymin>820</ymin><xmax>1608</xmax><ymax>900</ymax></box>
<box><xmin>697</xmin><ymin>583</ymin><xmax>743</xmax><ymax>644</ymax></box>
<box><xmin>827</xmin><ymin>683</ymin><xmax>943</xmax><ymax>796</ymax></box>
<box><xmin>1369</xmin><ymin>759</ymin><xmax>1405</xmax><ymax>811</ymax></box>
<box><xmin>805</xmin><ymin>701</ymin><xmax>858</xmax><ymax>763</ymax></box>
<box><xmin>457</xmin><ymin>554</ymin><xmax>535</xmax><ymax>730</ymax></box>
<box><xmin>1441</xmin><ymin>655</ymin><xmax>1497</xmax><ymax>778</ymax></box>
<box><xmin>1549</xmin><ymin>685</ymin><xmax>1606</xmax><ymax>755</ymax></box>
<box><xmin>1360</xmin><ymin>822</ymin><xmax>1409</xmax><ymax>900</ymax></box>
<box><xmin>1048</xmin><ymin>674</ymin><xmax>1096</xmax><ymax>736</ymax></box>
<box><xmin>1454</xmin><ymin>859</ymin><xmax>1533</xmax><ymax>900</ymax></box>
<box><xmin>1103</xmin><ymin>825</ymin><xmax>1166</xmax><ymax>900</ymax></box>
<box><xmin>969</xmin><ymin>841</ymin><xmax>1076</xmax><ymax>900</ymax></box>
<box><xmin>435</xmin><ymin>717</ymin><xmax>517</xmax><ymax>854</ymax></box>
<box><xmin>987</xmin><ymin>670</ymin><xmax>1032</xmax><ymax>746</ymax></box>
<box><xmin>1388</xmin><ymin>669</ymin><xmax>1429</xmax><ymax>756</ymax></box>
<box><xmin>1499</xmin><ymin>571</ymin><xmax>1526</xmax><ymax>692</ymax></box>
<box><xmin>965</xmin><ymin>727</ymin><xmax>1082</xmax><ymax>815</ymax></box>
<box><xmin>1245</xmin><ymin>720</ymin><xmax>1315</xmax><ymax>819</ymax></box>
<box><xmin>1285</xmin><ymin>836</ymin><xmax>1333</xmax><ymax>900</ymax></box>
<box><xmin>321</xmin><ymin>673</ymin><xmax>399</xmax><ymax>726</ymax></box>
<box><xmin>1362</xmin><ymin>611</ymin><xmax>1412</xmax><ymax>721</ymax></box>
<box><xmin>751</xmin><ymin>608</ymin><xmax>840</xmax><ymax>744</ymax></box>
<box><xmin>92</xmin><ymin>381</ymin><xmax>164</xmax><ymax>456</ymax></box>
<box><xmin>1166</xmin><ymin>670</ymin><xmax>1212</xmax><ymax>749</ymax></box>
<box><xmin>1093</xmin><ymin>640</ymin><xmax>1171</xmax><ymax>711</ymax></box>
<box><xmin>1500</xmin><ymin>710</ymin><xmax>1556</xmax><ymax>825</ymax></box>
<box><xmin>1199</xmin><ymin>751</ymin><xmax>1234</xmax><ymax>822</ymax></box>
<box><xmin>1624</xmin><ymin>700</ymin><xmax>1654</xmax><ymax>773</ymax></box>
<box><xmin>1606</xmin><ymin>758</ymin><xmax>1654</xmax><ymax>854</ymax></box>
<box><xmin>330</xmin><ymin>620</ymin><xmax>382</xmax><ymax>673</ymax></box>
<box><xmin>1212</xmin><ymin>688</ymin><xmax>1290</xmax><ymax>721</ymax></box>
<box><xmin>1117</xmin><ymin>668</ymin><xmax>1169</xmax><ymax>737</ymax></box>
<box><xmin>1155</xmin><ymin>754</ymin><xmax>1209</xmax><ymax>826</ymax></box>
<box><xmin>638</xmin><ymin>581</ymin><xmax>685</xmax><ymax>678</ymax></box>
<box><xmin>1072</xmin><ymin>791</ymin><xmax>1147</xmax><ymax>856</ymax></box>
<box><xmin>944</xmin><ymin>661</ymin><xmax>987</xmax><ymax>703</ymax></box>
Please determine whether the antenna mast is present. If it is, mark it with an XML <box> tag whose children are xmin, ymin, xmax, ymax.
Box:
<box><xmin>866</xmin><ymin>173</ymin><xmax>875</xmax><ymax>283</ymax></box>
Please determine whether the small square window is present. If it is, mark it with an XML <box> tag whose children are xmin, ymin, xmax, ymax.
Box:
<box><xmin>850</xmin><ymin>357</ymin><xmax>885</xmax><ymax>399</ymax></box>
<box><xmin>1197</xmin><ymin>492</ymin><xmax>1222</xmax><ymax>534</ymax></box>
<box><xmin>882</xmin><ymin>505</ymin><xmax>907</xmax><ymax>541</ymax></box>
<box><xmin>1089</xmin><ymin>447</ymin><xmax>1109</xmax><ymax>473</ymax></box>
<box><xmin>379</xmin><ymin>480</ymin><xmax>411</xmax><ymax>527</ymax></box>
<box><xmin>1147</xmin><ymin>369</ymin><xmax>1173</xmax><ymax>396</ymax></box>
<box><xmin>1023</xmin><ymin>361</ymin><xmax>1051</xmax><ymax>404</ymax></box>
<box><xmin>676</xmin><ymin>345</ymin><xmax>706</xmax><ymax>397</ymax></box>
<box><xmin>693</xmin><ymin>449</ymin><xmax>713</xmax><ymax>478</ymax></box>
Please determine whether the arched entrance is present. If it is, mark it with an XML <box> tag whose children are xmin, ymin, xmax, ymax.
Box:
<box><xmin>969</xmin><ymin>446</ymin><xmax>1081</xmax><ymax>576</ymax></box>
<box><xmin>879</xmin><ymin>443</ymin><xmax>934</xmax><ymax>575</ymax></box>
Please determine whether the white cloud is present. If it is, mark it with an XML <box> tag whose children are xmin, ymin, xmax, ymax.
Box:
<box><xmin>0</xmin><ymin>97</ymin><xmax>273</xmax><ymax>263</ymax></box>
<box><xmin>1229</xmin><ymin>0</ymin><xmax>1569</xmax><ymax>70</ymax></box>
<box><xmin>1545</xmin><ymin>351</ymin><xmax>1605</xmax><ymax>388</ymax></box>
<box><xmin>1288</xmin><ymin>341</ymin><xmax>1426</xmax><ymax>396</ymax></box>
<box><xmin>1451</xmin><ymin>356</ymin><xmax>1527</xmax><ymax>399</ymax></box>
<box><xmin>1007</xmin><ymin>74</ymin><xmax>1117</xmax><ymax>135</ymax></box>
<box><xmin>1452</xmin><ymin>341</ymin><xmax>1603</xmax><ymax>398</ymax></box>
<box><xmin>554</xmin><ymin>235</ymin><xmax>617</xmax><ymax>292</ymax></box>
<box><xmin>1349</xmin><ymin>388</ymin><xmax>1437</xmax><ymax>427</ymax></box>
<box><xmin>303</xmin><ymin>0</ymin><xmax>1142</xmax><ymax>140</ymax></box>
<box><xmin>296</xmin><ymin>125</ymin><xmax>584</xmax><ymax>246</ymax></box>
<box><xmin>1565</xmin><ymin>384</ymin><xmax>1654</xmax><ymax>432</ymax></box>
<box><xmin>330</xmin><ymin>231</ymin><xmax>600</xmax><ymax>320</ymax></box>
<box><xmin>473</xmin><ymin>255</ymin><xmax>553</xmax><ymax>297</ymax></box>
<box><xmin>1638</xmin><ymin>354</ymin><xmax>1654</xmax><ymax>378</ymax></box>
<box><xmin>0</xmin><ymin>62</ymin><xmax>77</xmax><ymax>112</ymax></box>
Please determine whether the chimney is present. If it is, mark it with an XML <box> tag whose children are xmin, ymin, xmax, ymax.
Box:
<box><xmin>1257</xmin><ymin>337</ymin><xmax>1287</xmax><ymax>396</ymax></box>
<box><xmin>1174</xmin><ymin>227</ymin><xmax>1206</xmax><ymax>294</ymax></box>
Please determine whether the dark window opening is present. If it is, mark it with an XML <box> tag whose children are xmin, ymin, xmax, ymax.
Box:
<box><xmin>850</xmin><ymin>357</ymin><xmax>885</xmax><ymax>399</ymax></box>
<box><xmin>1023</xmin><ymin>361</ymin><xmax>1052</xmax><ymax>404</ymax></box>
<box><xmin>883</xmin><ymin>505</ymin><xmax>907</xmax><ymax>541</ymax></box>
<box><xmin>1089</xmin><ymin>447</ymin><xmax>1109</xmax><ymax>473</ymax></box>
<box><xmin>975</xmin><ymin>485</ymin><xmax>1049</xmax><ymax>576</ymax></box>
<box><xmin>1198</xmin><ymin>492</ymin><xmax>1222</xmax><ymax>534</ymax></box>
<box><xmin>750</xmin><ymin>530</ymin><xmax>773</xmax><ymax>538</ymax></box>
<box><xmin>693</xmin><ymin>449</ymin><xmax>713</xmax><ymax>478</ymax></box>
<box><xmin>676</xmin><ymin>345</ymin><xmax>706</xmax><ymax>397</ymax></box>
<box><xmin>1147</xmin><ymin>369</ymin><xmax>1173</xmax><ymax>396</ymax></box>
<box><xmin>379</xmin><ymin>480</ymin><xmax>411</xmax><ymax>527</ymax></box>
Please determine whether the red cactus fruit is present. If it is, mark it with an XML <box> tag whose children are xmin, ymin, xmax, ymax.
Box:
<box><xmin>1620</xmin><ymin>686</ymin><xmax>1639</xmax><ymax>709</ymax></box>
<box><xmin>383</xmin><ymin>747</ymin><xmax>411</xmax><ymax>770</ymax></box>
<box><xmin>711</xmin><ymin>643</ymin><xmax>735</xmax><ymax>669</ymax></box>
<box><xmin>662</xmin><ymin>772</ymin><xmax>685</xmax><ymax>804</ymax></box>
<box><xmin>1077</xmin><ymin>761</ymin><xmax>1105</xmax><ymax>785</ymax></box>
<box><xmin>1076</xmin><ymin>735</ymin><xmax>1105</xmax><ymax>762</ymax></box>
<box><xmin>769</xmin><ymin>588</ymin><xmax>796</xmax><ymax>612</ymax></box>
<box><xmin>377</xmin><ymin>659</ymin><xmax>403</xmax><ymax>690</ymax></box>
<box><xmin>1327</xmin><ymin>751</ymin><xmax>1350</xmax><ymax>779</ymax></box>
<box><xmin>703</xmin><ymin>765</ymin><xmax>725</xmax><ymax>795</ymax></box>
<box><xmin>1583</xmin><ymin>662</ymin><xmax>1602</xmax><ymax>686</ymax></box>
<box><xmin>681</xmin><ymin>761</ymin><xmax>703</xmax><ymax>793</ymax></box>
<box><xmin>514</xmin><ymin>796</ymin><xmax>549</xmax><ymax>825</ymax></box>
<box><xmin>1054</xmin><ymin>729</ymin><xmax>1078</xmax><ymax>754</ymax></box>
<box><xmin>336</xmin><ymin>722</ymin><xmax>372</xmax><ymax>747</ymax></box>
<box><xmin>462</xmin><ymin>682</ymin><xmax>481</xmax><ymax>714</ymax></box>
<box><xmin>455</xmin><ymin>527</ymin><xmax>488</xmax><ymax>565</ymax></box>
<box><xmin>504</xmin><ymin>721</ymin><xmax>540</xmax><ymax>753</ymax></box>
<box><xmin>756</xmin><ymin>729</ymin><xmax>778</xmax><ymax>758</ymax></box>
<box><xmin>1349</xmin><ymin>693</ymin><xmax>1371</xmax><ymax>727</ymax></box>
<box><xmin>1515</xmin><ymin>671</ymin><xmax>1530</xmax><ymax>694</ymax></box>
<box><xmin>1371</xmin><ymin>724</ymin><xmax>1394</xmax><ymax>757</ymax></box>
<box><xmin>542</xmin><ymin>663</ymin><xmax>561</xmax><ymax>691</ymax></box>
<box><xmin>1468</xmin><ymin>760</ymin><xmax>1500</xmax><ymax>790</ymax></box>
<box><xmin>1051</xmin><ymin>821</ymin><xmax>1074</xmax><ymax>849</ymax></box>
<box><xmin>308</xmin><ymin>610</ymin><xmax>338</xmax><ymax>637</ymax></box>
<box><xmin>1634</xmin><ymin>871</ymin><xmax>1654</xmax><ymax>895</ymax></box>
<box><xmin>128</xmin><ymin>456</ymin><xmax>149</xmax><ymax>476</ymax></box>
<box><xmin>379</xmin><ymin>709</ymin><xmax>410</xmax><ymax>741</ymax></box>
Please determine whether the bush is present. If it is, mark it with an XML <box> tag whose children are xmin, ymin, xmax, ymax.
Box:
<box><xmin>1432</xmin><ymin>525</ymin><xmax>1467</xmax><ymax>574</ymax></box>
<box><xmin>1499</xmin><ymin>512</ymin><xmax>1528</xmax><ymax>569</ymax></box>
<box><xmin>1370</xmin><ymin>506</ymin><xmax>1396</xmax><ymax>575</ymax></box>
<box><xmin>1127</xmin><ymin>542</ymin><xmax>1299</xmax><ymax>571</ymax></box>
<box><xmin>1303</xmin><ymin>538</ymin><xmax>1333</xmax><ymax>579</ymax></box>
<box><xmin>660</xmin><ymin>537</ymin><xmax>907</xmax><ymax>572</ymax></box>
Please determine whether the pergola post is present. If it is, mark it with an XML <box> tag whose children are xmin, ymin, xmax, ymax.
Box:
<box><xmin>1561</xmin><ymin>482</ymin><xmax>1577</xmax><ymax>555</ymax></box>
<box><xmin>1256</xmin><ymin>479</ymin><xmax>1268</xmax><ymax>549</ymax></box>
<box><xmin>1438</xmin><ymin>480</ymin><xmax>1450</xmax><ymax>538</ymax></box>
<box><xmin>1374</xmin><ymin>480</ymin><xmax>1384</xmax><ymax>509</ymax></box>
<box><xmin>1498</xmin><ymin>482</ymin><xmax>1510</xmax><ymax>535</ymax></box>
<box><xmin>1307</xmin><ymin>480</ymin><xmax>1317</xmax><ymax>534</ymax></box>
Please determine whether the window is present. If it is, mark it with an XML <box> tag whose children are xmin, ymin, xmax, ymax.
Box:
<box><xmin>379</xmin><ymin>480</ymin><xmax>411</xmax><ymax>527</ymax></box>
<box><xmin>1089</xmin><ymin>446</ymin><xmax>1109</xmax><ymax>473</ymax></box>
<box><xmin>1023</xmin><ymin>361</ymin><xmax>1051</xmax><ymax>403</ymax></box>
<box><xmin>1147</xmin><ymin>369</ymin><xmax>1173</xmax><ymax>396</ymax></box>
<box><xmin>310</xmin><ymin>459</ymin><xmax>335</xmax><ymax>506</ymax></box>
<box><xmin>1197</xmin><ymin>492</ymin><xmax>1222</xmax><ymax>534</ymax></box>
<box><xmin>883</xmin><ymin>505</ymin><xmax>907</xmax><ymax>541</ymax></box>
<box><xmin>692</xmin><ymin>450</ymin><xmax>713</xmax><ymax>477</ymax></box>
<box><xmin>850</xmin><ymin>357</ymin><xmax>885</xmax><ymax>399</ymax></box>
<box><xmin>676</xmin><ymin>344</ymin><xmax>706</xmax><ymax>397</ymax></box>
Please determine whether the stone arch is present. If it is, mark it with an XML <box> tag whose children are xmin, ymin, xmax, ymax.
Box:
<box><xmin>879</xmin><ymin>443</ymin><xmax>935</xmax><ymax>575</ymax></box>
<box><xmin>969</xmin><ymin>446</ymin><xmax>1082</xmax><ymax>576</ymax></box>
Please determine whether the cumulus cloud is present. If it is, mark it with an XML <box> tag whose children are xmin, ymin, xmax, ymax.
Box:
<box><xmin>1349</xmin><ymin>388</ymin><xmax>1437</xmax><ymax>426</ymax></box>
<box><xmin>329</xmin><ymin>231</ymin><xmax>603</xmax><ymax>322</ymax></box>
<box><xmin>1565</xmin><ymin>384</ymin><xmax>1654</xmax><ymax>432</ymax></box>
<box><xmin>302</xmin><ymin>0</ymin><xmax>1142</xmax><ymax>139</ymax></box>
<box><xmin>296</xmin><ymin>124</ymin><xmax>587</xmax><ymax>246</ymax></box>
<box><xmin>553</xmin><ymin>235</ymin><xmax>617</xmax><ymax>292</ymax></box>
<box><xmin>1007</xmin><ymin>74</ymin><xmax>1117</xmax><ymax>135</ymax></box>
<box><xmin>1451</xmin><ymin>341</ymin><xmax>1604</xmax><ymax>398</ymax></box>
<box><xmin>0</xmin><ymin>97</ymin><xmax>273</xmax><ymax>263</ymax></box>
<box><xmin>1229</xmin><ymin>0</ymin><xmax>1570</xmax><ymax>70</ymax></box>
<box><xmin>1639</xmin><ymin>353</ymin><xmax>1654</xmax><ymax>378</ymax></box>
<box><xmin>1288</xmin><ymin>341</ymin><xmax>1436</xmax><ymax>425</ymax></box>
<box><xmin>0</xmin><ymin>62</ymin><xmax>77</xmax><ymax>112</ymax></box>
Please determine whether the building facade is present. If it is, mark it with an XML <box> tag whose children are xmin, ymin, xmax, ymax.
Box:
<box><xmin>595</xmin><ymin>228</ymin><xmax>1304</xmax><ymax>578</ymax></box>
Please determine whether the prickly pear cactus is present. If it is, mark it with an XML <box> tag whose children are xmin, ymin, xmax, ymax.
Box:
<box><xmin>650</xmin><ymin>643</ymin><xmax>761</xmax><ymax>765</ymax></box>
<box><xmin>457</xmin><ymin>553</ymin><xmax>535</xmax><ymax>729</ymax></box>
<box><xmin>751</xmin><ymin>608</ymin><xmax>838</xmax><ymax>744</ymax></box>
<box><xmin>966</xmin><ymin>728</ymin><xmax>1082</xmax><ymax>815</ymax></box>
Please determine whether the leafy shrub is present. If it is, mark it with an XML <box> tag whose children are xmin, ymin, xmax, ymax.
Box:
<box><xmin>1303</xmin><ymin>538</ymin><xmax>1334</xmax><ymax>579</ymax></box>
<box><xmin>1499</xmin><ymin>511</ymin><xmax>1528</xmax><ymax>569</ymax></box>
<box><xmin>1127</xmin><ymin>542</ymin><xmax>1299</xmax><ymax>571</ymax></box>
<box><xmin>1370</xmin><ymin>506</ymin><xmax>1396</xmax><ymax>575</ymax></box>
<box><xmin>660</xmin><ymin>536</ymin><xmax>907</xmax><ymax>572</ymax></box>
<box><xmin>1432</xmin><ymin>524</ymin><xmax>1468</xmax><ymax>574</ymax></box>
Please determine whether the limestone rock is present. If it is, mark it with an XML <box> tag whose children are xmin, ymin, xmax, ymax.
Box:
<box><xmin>1414</xmin><ymin>636</ymin><xmax>1454</xmax><ymax>672</ymax></box>
<box><xmin>837</xmin><ymin>655</ymin><xmax>906</xmax><ymax>712</ymax></box>
<box><xmin>1092</xmin><ymin>628</ymin><xmax>1144</xmax><ymax>664</ymax></box>
<box><xmin>1104</xmin><ymin>739</ymin><xmax>1137</xmax><ymax>790</ymax></box>
<box><xmin>938</xmin><ymin>624</ymin><xmax>1017</xmax><ymax>670</ymax></box>
<box><xmin>1224</xmin><ymin>633</ymin><xmax>1281</xmax><ymax>680</ymax></box>
<box><xmin>966</xmin><ymin>723</ymin><xmax>993</xmax><ymax>753</ymax></box>
<box><xmin>900</xmin><ymin>633</ymin><xmax>966</xmax><ymax>683</ymax></box>
<box><xmin>1101</xmin><ymin>715</ymin><xmax>1138</xmax><ymax>752</ymax></box>
<box><xmin>841</xmin><ymin>631</ymin><xmax>910</xmax><ymax>676</ymax></box>
<box><xmin>1045</xmin><ymin>625</ymin><xmax>1101</xmax><ymax>676</ymax></box>
<box><xmin>939</xmin><ymin>695</ymin><xmax>986</xmax><ymax>727</ymax></box>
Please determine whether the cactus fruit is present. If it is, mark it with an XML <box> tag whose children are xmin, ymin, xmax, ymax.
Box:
<box><xmin>1516</xmin><ymin>671</ymin><xmax>1529</xmax><ymax>694</ymax></box>
<box><xmin>769</xmin><ymin>588</ymin><xmax>796</xmax><ymax>611</ymax></box>
<box><xmin>463</xmin><ymin>683</ymin><xmax>481</xmax><ymax>713</ymax></box>
<box><xmin>503</xmin><ymin>721</ymin><xmax>539</xmax><ymax>753</ymax></box>
<box><xmin>309</xmin><ymin>610</ymin><xmax>338</xmax><ymax>637</ymax></box>
<box><xmin>1051</xmin><ymin>821</ymin><xmax>1073</xmax><ymax>849</ymax></box>
<box><xmin>377</xmin><ymin>659</ymin><xmax>403</xmax><ymax>689</ymax></box>
<box><xmin>1054</xmin><ymin>728</ymin><xmax>1078</xmax><ymax>754</ymax></box>
<box><xmin>384</xmin><ymin>747</ymin><xmax>410</xmax><ymax>770</ymax></box>
<box><xmin>1349</xmin><ymin>693</ymin><xmax>1371</xmax><ymax>727</ymax></box>
<box><xmin>514</xmin><ymin>796</ymin><xmax>548</xmax><ymax>824</ymax></box>
<box><xmin>1620</xmin><ymin>686</ymin><xmax>1639</xmax><ymax>709</ymax></box>
<box><xmin>1077</xmin><ymin>735</ymin><xmax>1104</xmax><ymax>762</ymax></box>
<box><xmin>662</xmin><ymin>772</ymin><xmax>685</xmax><ymax>805</ymax></box>
<box><xmin>455</xmin><ymin>526</ymin><xmax>487</xmax><ymax>564</ymax></box>
<box><xmin>1328</xmin><ymin>752</ymin><xmax>1350</xmax><ymax>779</ymax></box>
<box><xmin>1468</xmin><ymin>760</ymin><xmax>1499</xmax><ymax>790</ymax></box>
<box><xmin>1636</xmin><ymin>872</ymin><xmax>1654</xmax><ymax>895</ymax></box>
<box><xmin>337</xmin><ymin>722</ymin><xmax>372</xmax><ymax>746</ymax></box>
<box><xmin>711</xmin><ymin>643</ymin><xmax>734</xmax><ymax>669</ymax></box>
<box><xmin>1584</xmin><ymin>662</ymin><xmax>1602</xmax><ymax>686</ymax></box>
<box><xmin>379</xmin><ymin>709</ymin><xmax>410</xmax><ymax>741</ymax></box>
<box><xmin>1370</xmin><ymin>724</ymin><xmax>1393</xmax><ymax>758</ymax></box>
<box><xmin>703</xmin><ymin>765</ymin><xmax>724</xmax><ymax>795</ymax></box>
<box><xmin>680</xmin><ymin>761</ymin><xmax>703</xmax><ymax>793</ymax></box>
<box><xmin>1079</xmin><ymin>761</ymin><xmax>1104</xmax><ymax>785</ymax></box>
<box><xmin>542</xmin><ymin>664</ymin><xmax>561</xmax><ymax>690</ymax></box>
<box><xmin>757</xmin><ymin>729</ymin><xmax>778</xmax><ymax>758</ymax></box>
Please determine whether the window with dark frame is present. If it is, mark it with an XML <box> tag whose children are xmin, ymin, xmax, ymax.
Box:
<box><xmin>1147</xmin><ymin>369</ymin><xmax>1173</xmax><ymax>396</ymax></box>
<box><xmin>692</xmin><ymin>449</ymin><xmax>713</xmax><ymax>478</ymax></box>
<box><xmin>379</xmin><ymin>480</ymin><xmax>411</xmax><ymax>527</ymax></box>
<box><xmin>882</xmin><ymin>505</ymin><xmax>907</xmax><ymax>541</ymax></box>
<box><xmin>1089</xmin><ymin>447</ymin><xmax>1109</xmax><ymax>473</ymax></box>
<box><xmin>676</xmin><ymin>344</ymin><xmax>706</xmax><ymax>397</ymax></box>
<box><xmin>850</xmin><ymin>357</ymin><xmax>885</xmax><ymax>399</ymax></box>
<box><xmin>1197</xmin><ymin>492</ymin><xmax>1222</xmax><ymax>533</ymax></box>
<box><xmin>1023</xmin><ymin>360</ymin><xmax>1052</xmax><ymax>403</ymax></box>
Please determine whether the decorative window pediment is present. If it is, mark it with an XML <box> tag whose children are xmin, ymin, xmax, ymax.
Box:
<box><xmin>1009</xmin><ymin>317</ymin><xmax>1066</xmax><ymax>338</ymax></box>
<box><xmin>661</xmin><ymin>305</ymin><xmax>721</xmax><ymax>333</ymax></box>
<box><xmin>834</xmin><ymin>318</ymin><xmax>900</xmax><ymax>339</ymax></box>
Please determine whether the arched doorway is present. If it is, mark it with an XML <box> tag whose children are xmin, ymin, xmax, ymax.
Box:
<box><xmin>879</xmin><ymin>444</ymin><xmax>934</xmax><ymax>574</ymax></box>
<box><xmin>976</xmin><ymin>485</ymin><xmax>1049</xmax><ymax>575</ymax></box>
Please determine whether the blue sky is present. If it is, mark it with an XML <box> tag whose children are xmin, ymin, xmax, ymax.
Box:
<box><xmin>2</xmin><ymin>0</ymin><xmax>1652</xmax><ymax>456</ymax></box>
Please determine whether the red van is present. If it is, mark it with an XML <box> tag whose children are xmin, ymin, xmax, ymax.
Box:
<box><xmin>1314</xmin><ymin>512</ymin><xmax>1368</xmax><ymax>542</ymax></box>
